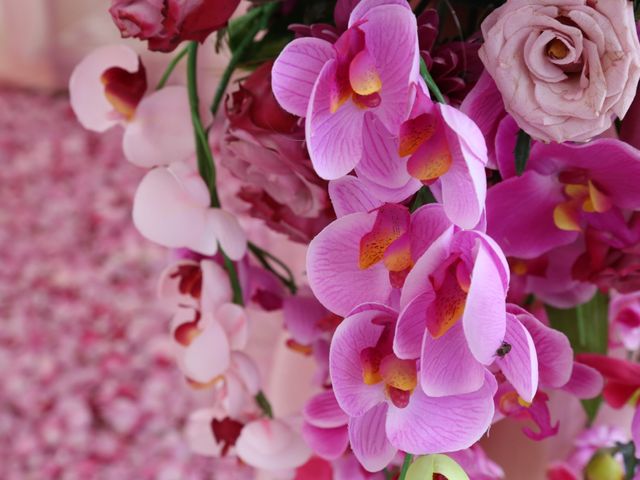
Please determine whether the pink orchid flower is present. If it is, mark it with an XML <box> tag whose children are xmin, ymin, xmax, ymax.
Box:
<box><xmin>494</xmin><ymin>305</ymin><xmax>602</xmax><ymax>441</ymax></box>
<box><xmin>167</xmin><ymin>260</ymin><xmax>252</xmax><ymax>388</ymax></box>
<box><xmin>487</xmin><ymin>137</ymin><xmax>640</xmax><ymax>259</ymax></box>
<box><xmin>330</xmin><ymin>303</ymin><xmax>497</xmax><ymax>471</ymax></box>
<box><xmin>70</xmin><ymin>45</ymin><xmax>208</xmax><ymax>167</ymax></box>
<box><xmin>284</xmin><ymin>288</ymin><xmax>341</xmax><ymax>356</ymax></box>
<box><xmin>235</xmin><ymin>418</ymin><xmax>312</xmax><ymax>474</ymax></box>
<box><xmin>399</xmin><ymin>84</ymin><xmax>488</xmax><ymax>228</ymax></box>
<box><xmin>132</xmin><ymin>161</ymin><xmax>247</xmax><ymax>258</ymax></box>
<box><xmin>394</xmin><ymin>228</ymin><xmax>509</xmax><ymax>396</ymax></box>
<box><xmin>507</xmin><ymin>240</ymin><xmax>597</xmax><ymax>309</ymax></box>
<box><xmin>171</xmin><ymin>303</ymin><xmax>249</xmax><ymax>387</ymax></box>
<box><xmin>272</xmin><ymin>0</ymin><xmax>419</xmax><ymax>180</ymax></box>
<box><xmin>157</xmin><ymin>258</ymin><xmax>232</xmax><ymax>311</ymax></box>
<box><xmin>301</xmin><ymin>390</ymin><xmax>349</xmax><ymax>461</ymax></box>
<box><xmin>184</xmin><ymin>407</ymin><xmax>246</xmax><ymax>458</ymax></box>
<box><xmin>307</xmin><ymin>203</ymin><xmax>452</xmax><ymax>316</ymax></box>
<box><xmin>610</xmin><ymin>290</ymin><xmax>640</xmax><ymax>351</ymax></box>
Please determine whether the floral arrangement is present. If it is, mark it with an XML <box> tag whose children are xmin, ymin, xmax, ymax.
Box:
<box><xmin>67</xmin><ymin>0</ymin><xmax>640</xmax><ymax>478</ymax></box>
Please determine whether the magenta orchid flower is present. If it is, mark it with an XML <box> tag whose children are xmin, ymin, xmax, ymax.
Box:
<box><xmin>272</xmin><ymin>0</ymin><xmax>419</xmax><ymax>180</ymax></box>
<box><xmin>301</xmin><ymin>390</ymin><xmax>349</xmax><ymax>461</ymax></box>
<box><xmin>70</xmin><ymin>45</ymin><xmax>209</xmax><ymax>167</ymax></box>
<box><xmin>394</xmin><ymin>228</ymin><xmax>509</xmax><ymax>396</ymax></box>
<box><xmin>610</xmin><ymin>290</ymin><xmax>640</xmax><ymax>351</ymax></box>
<box><xmin>494</xmin><ymin>306</ymin><xmax>602</xmax><ymax>441</ymax></box>
<box><xmin>508</xmin><ymin>240</ymin><xmax>597</xmax><ymax>309</ymax></box>
<box><xmin>330</xmin><ymin>303</ymin><xmax>497</xmax><ymax>471</ymax></box>
<box><xmin>487</xmin><ymin>138</ymin><xmax>640</xmax><ymax>259</ymax></box>
<box><xmin>307</xmin><ymin>203</ymin><xmax>452</xmax><ymax>316</ymax></box>
<box><xmin>132</xmin><ymin>161</ymin><xmax>247</xmax><ymax>258</ymax></box>
<box><xmin>398</xmin><ymin>84</ymin><xmax>488</xmax><ymax>228</ymax></box>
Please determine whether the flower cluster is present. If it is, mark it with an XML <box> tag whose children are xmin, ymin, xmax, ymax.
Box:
<box><xmin>63</xmin><ymin>0</ymin><xmax>640</xmax><ymax>477</ymax></box>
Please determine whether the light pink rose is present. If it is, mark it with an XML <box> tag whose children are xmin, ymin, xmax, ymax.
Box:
<box><xmin>479</xmin><ymin>0</ymin><xmax>640</xmax><ymax>143</ymax></box>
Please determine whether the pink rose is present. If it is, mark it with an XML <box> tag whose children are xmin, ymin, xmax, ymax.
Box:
<box><xmin>479</xmin><ymin>0</ymin><xmax>640</xmax><ymax>143</ymax></box>
<box><xmin>109</xmin><ymin>0</ymin><xmax>241</xmax><ymax>52</ymax></box>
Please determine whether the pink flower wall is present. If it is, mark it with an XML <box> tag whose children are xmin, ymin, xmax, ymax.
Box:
<box><xmin>0</xmin><ymin>89</ymin><xmax>219</xmax><ymax>479</ymax></box>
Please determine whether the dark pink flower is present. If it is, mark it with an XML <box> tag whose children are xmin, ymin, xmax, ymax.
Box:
<box><xmin>109</xmin><ymin>0</ymin><xmax>241</xmax><ymax>52</ymax></box>
<box><xmin>216</xmin><ymin>62</ymin><xmax>334</xmax><ymax>243</ymax></box>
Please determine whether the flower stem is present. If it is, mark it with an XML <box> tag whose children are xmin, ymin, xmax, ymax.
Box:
<box><xmin>255</xmin><ymin>390</ymin><xmax>274</xmax><ymax>418</ymax></box>
<box><xmin>399</xmin><ymin>453</ymin><xmax>413</xmax><ymax>480</ymax></box>
<box><xmin>186</xmin><ymin>42</ymin><xmax>277</xmax><ymax>421</ymax></box>
<box><xmin>420</xmin><ymin>58</ymin><xmax>447</xmax><ymax>104</ymax></box>
<box><xmin>156</xmin><ymin>45</ymin><xmax>188</xmax><ymax>90</ymax></box>
<box><xmin>210</xmin><ymin>2</ymin><xmax>279</xmax><ymax>115</ymax></box>
<box><xmin>186</xmin><ymin>42</ymin><xmax>221</xmax><ymax>208</ymax></box>
<box><xmin>223</xmin><ymin>253</ymin><xmax>244</xmax><ymax>306</ymax></box>
<box><xmin>248</xmin><ymin>242</ymin><xmax>298</xmax><ymax>294</ymax></box>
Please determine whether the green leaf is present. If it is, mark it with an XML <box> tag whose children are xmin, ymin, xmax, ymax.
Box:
<box><xmin>410</xmin><ymin>186</ymin><xmax>437</xmax><ymax>213</ymax></box>
<box><xmin>546</xmin><ymin>291</ymin><xmax>609</xmax><ymax>422</ymax></box>
<box><xmin>546</xmin><ymin>291</ymin><xmax>609</xmax><ymax>355</ymax></box>
<box><xmin>419</xmin><ymin>58</ymin><xmax>446</xmax><ymax>104</ymax></box>
<box><xmin>227</xmin><ymin>6</ymin><xmax>264</xmax><ymax>53</ymax></box>
<box><xmin>514</xmin><ymin>129</ymin><xmax>531</xmax><ymax>176</ymax></box>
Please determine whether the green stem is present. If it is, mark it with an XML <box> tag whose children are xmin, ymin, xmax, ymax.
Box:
<box><xmin>186</xmin><ymin>42</ymin><xmax>220</xmax><ymax>207</ymax></box>
<box><xmin>223</xmin><ymin>253</ymin><xmax>244</xmax><ymax>306</ymax></box>
<box><xmin>420</xmin><ymin>58</ymin><xmax>447</xmax><ymax>104</ymax></box>
<box><xmin>156</xmin><ymin>45</ymin><xmax>188</xmax><ymax>90</ymax></box>
<box><xmin>248</xmin><ymin>242</ymin><xmax>297</xmax><ymax>294</ymax></box>
<box><xmin>255</xmin><ymin>390</ymin><xmax>274</xmax><ymax>418</ymax></box>
<box><xmin>210</xmin><ymin>2</ymin><xmax>279</xmax><ymax>115</ymax></box>
<box><xmin>186</xmin><ymin>41</ymin><xmax>277</xmax><ymax>419</ymax></box>
<box><xmin>399</xmin><ymin>453</ymin><xmax>413</xmax><ymax>480</ymax></box>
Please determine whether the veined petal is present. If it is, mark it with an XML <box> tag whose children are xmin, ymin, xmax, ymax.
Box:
<box><xmin>359</xmin><ymin>5</ymin><xmax>419</xmax><ymax>134</ymax></box>
<box><xmin>301</xmin><ymin>423</ymin><xmax>349</xmax><ymax>460</ymax></box>
<box><xmin>420</xmin><ymin>322</ymin><xmax>486</xmax><ymax>397</ymax></box>
<box><xmin>357</xmin><ymin>114</ymin><xmax>414</xmax><ymax>189</ymax></box>
<box><xmin>495</xmin><ymin>313</ymin><xmax>538</xmax><ymax>403</ymax></box>
<box><xmin>304</xmin><ymin>390</ymin><xmax>349</xmax><ymax>428</ymax></box>
<box><xmin>307</xmin><ymin>60</ymin><xmax>365</xmax><ymax>180</ymax></box>
<box><xmin>349</xmin><ymin>404</ymin><xmax>397</xmax><ymax>472</ymax></box>
<box><xmin>329</xmin><ymin>176</ymin><xmax>383</xmax><ymax>217</ymax></box>
<box><xmin>386</xmin><ymin>373</ymin><xmax>496</xmax><ymax>454</ymax></box>
<box><xmin>272</xmin><ymin>37</ymin><xmax>335</xmax><ymax>117</ymax></box>
<box><xmin>330</xmin><ymin>310</ymin><xmax>387</xmax><ymax>417</ymax></box>
<box><xmin>487</xmin><ymin>171</ymin><xmax>578</xmax><ymax>258</ymax></box>
<box><xmin>394</xmin><ymin>292</ymin><xmax>433</xmax><ymax>360</ymax></box>
<box><xmin>463</xmin><ymin>236</ymin><xmax>507</xmax><ymax>364</ymax></box>
<box><xmin>308</xmin><ymin>212</ymin><xmax>393</xmax><ymax>316</ymax></box>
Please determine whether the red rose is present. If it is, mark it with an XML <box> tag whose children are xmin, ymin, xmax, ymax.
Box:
<box><xmin>109</xmin><ymin>0</ymin><xmax>241</xmax><ymax>52</ymax></box>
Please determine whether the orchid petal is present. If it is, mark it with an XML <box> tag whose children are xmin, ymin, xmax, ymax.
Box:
<box><xmin>349</xmin><ymin>404</ymin><xmax>397</xmax><ymax>472</ymax></box>
<box><xmin>386</xmin><ymin>374</ymin><xmax>496</xmax><ymax>454</ymax></box>
<box><xmin>69</xmin><ymin>44</ymin><xmax>141</xmax><ymax>132</ymax></box>
<box><xmin>329</xmin><ymin>176</ymin><xmax>383</xmax><ymax>217</ymax></box>
<box><xmin>307</xmin><ymin>60</ymin><xmax>364</xmax><ymax>180</ymax></box>
<box><xmin>420</xmin><ymin>322</ymin><xmax>486</xmax><ymax>397</ymax></box>
<box><xmin>307</xmin><ymin>212</ymin><xmax>393</xmax><ymax>316</ymax></box>
<box><xmin>330</xmin><ymin>310</ymin><xmax>387</xmax><ymax>417</ymax></box>
<box><xmin>272</xmin><ymin>38</ymin><xmax>335</xmax><ymax>117</ymax></box>
<box><xmin>495</xmin><ymin>313</ymin><xmax>538</xmax><ymax>403</ymax></box>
